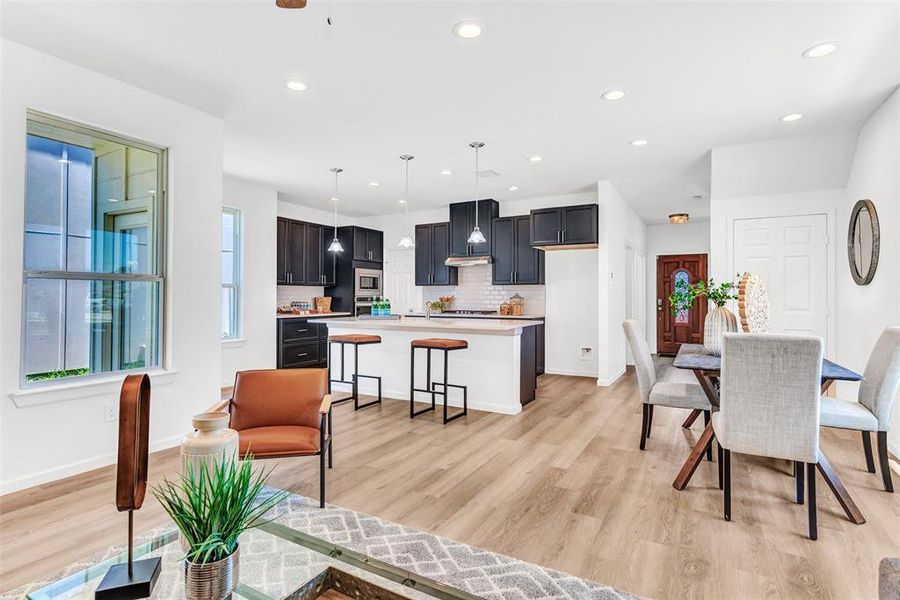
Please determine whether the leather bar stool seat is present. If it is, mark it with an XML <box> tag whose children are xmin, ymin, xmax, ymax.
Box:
<box><xmin>328</xmin><ymin>334</ymin><xmax>382</xmax><ymax>345</ymax></box>
<box><xmin>411</xmin><ymin>338</ymin><xmax>468</xmax><ymax>351</ymax></box>
<box><xmin>328</xmin><ymin>333</ymin><xmax>383</xmax><ymax>410</ymax></box>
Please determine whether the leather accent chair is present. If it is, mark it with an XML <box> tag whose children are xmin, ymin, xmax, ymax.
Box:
<box><xmin>213</xmin><ymin>368</ymin><xmax>333</xmax><ymax>507</ymax></box>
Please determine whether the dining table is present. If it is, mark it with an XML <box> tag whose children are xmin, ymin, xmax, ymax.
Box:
<box><xmin>671</xmin><ymin>343</ymin><xmax>867</xmax><ymax>525</ymax></box>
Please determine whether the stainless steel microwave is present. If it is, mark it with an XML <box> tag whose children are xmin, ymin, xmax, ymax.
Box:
<box><xmin>354</xmin><ymin>268</ymin><xmax>382</xmax><ymax>296</ymax></box>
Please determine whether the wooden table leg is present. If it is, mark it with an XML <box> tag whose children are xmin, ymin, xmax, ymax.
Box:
<box><xmin>821</xmin><ymin>378</ymin><xmax>834</xmax><ymax>395</ymax></box>
<box><xmin>682</xmin><ymin>409</ymin><xmax>702</xmax><ymax>428</ymax></box>
<box><xmin>673</xmin><ymin>422</ymin><xmax>716</xmax><ymax>490</ymax></box>
<box><xmin>816</xmin><ymin>451</ymin><xmax>866</xmax><ymax>525</ymax></box>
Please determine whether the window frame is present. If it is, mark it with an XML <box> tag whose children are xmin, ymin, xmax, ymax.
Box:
<box><xmin>221</xmin><ymin>206</ymin><xmax>242</xmax><ymax>341</ymax></box>
<box><xmin>20</xmin><ymin>110</ymin><xmax>168</xmax><ymax>388</ymax></box>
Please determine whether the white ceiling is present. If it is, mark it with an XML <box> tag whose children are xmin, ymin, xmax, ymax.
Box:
<box><xmin>2</xmin><ymin>1</ymin><xmax>898</xmax><ymax>223</ymax></box>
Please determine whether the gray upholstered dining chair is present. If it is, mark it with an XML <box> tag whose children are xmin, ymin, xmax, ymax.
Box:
<box><xmin>820</xmin><ymin>326</ymin><xmax>900</xmax><ymax>493</ymax></box>
<box><xmin>622</xmin><ymin>320</ymin><xmax>711</xmax><ymax>451</ymax></box>
<box><xmin>713</xmin><ymin>333</ymin><xmax>825</xmax><ymax>540</ymax></box>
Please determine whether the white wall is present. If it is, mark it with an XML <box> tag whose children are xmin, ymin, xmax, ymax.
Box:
<box><xmin>221</xmin><ymin>178</ymin><xmax>278</xmax><ymax>387</ymax></box>
<box><xmin>836</xmin><ymin>87</ymin><xmax>900</xmax><ymax>454</ymax></box>
<box><xmin>644</xmin><ymin>220</ymin><xmax>711</xmax><ymax>353</ymax></box>
<box><xmin>597</xmin><ymin>181</ymin><xmax>646</xmax><ymax>385</ymax></box>
<box><xmin>1</xmin><ymin>40</ymin><xmax>224</xmax><ymax>493</ymax></box>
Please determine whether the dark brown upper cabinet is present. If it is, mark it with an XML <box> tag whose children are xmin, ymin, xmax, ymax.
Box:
<box><xmin>276</xmin><ymin>217</ymin><xmax>336</xmax><ymax>286</ymax></box>
<box><xmin>448</xmin><ymin>199</ymin><xmax>499</xmax><ymax>257</ymax></box>
<box><xmin>350</xmin><ymin>226</ymin><xmax>383</xmax><ymax>264</ymax></box>
<box><xmin>415</xmin><ymin>222</ymin><xmax>458</xmax><ymax>286</ymax></box>
<box><xmin>530</xmin><ymin>204</ymin><xmax>599</xmax><ymax>250</ymax></box>
<box><xmin>491</xmin><ymin>215</ymin><xmax>545</xmax><ymax>285</ymax></box>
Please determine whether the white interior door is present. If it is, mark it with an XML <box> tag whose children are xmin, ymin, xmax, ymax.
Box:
<box><xmin>732</xmin><ymin>214</ymin><xmax>828</xmax><ymax>341</ymax></box>
<box><xmin>383</xmin><ymin>249</ymin><xmax>418</xmax><ymax>314</ymax></box>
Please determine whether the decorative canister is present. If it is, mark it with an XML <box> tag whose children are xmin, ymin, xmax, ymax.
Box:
<box><xmin>180</xmin><ymin>412</ymin><xmax>238</xmax><ymax>477</ymax></box>
<box><xmin>704</xmin><ymin>306</ymin><xmax>738</xmax><ymax>356</ymax></box>
<box><xmin>184</xmin><ymin>546</ymin><xmax>239</xmax><ymax>600</ymax></box>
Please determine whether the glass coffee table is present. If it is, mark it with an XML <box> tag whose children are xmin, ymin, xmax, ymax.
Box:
<box><xmin>26</xmin><ymin>521</ymin><xmax>480</xmax><ymax>600</ymax></box>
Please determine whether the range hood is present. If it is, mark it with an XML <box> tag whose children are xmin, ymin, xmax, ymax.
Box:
<box><xmin>445</xmin><ymin>256</ymin><xmax>492</xmax><ymax>267</ymax></box>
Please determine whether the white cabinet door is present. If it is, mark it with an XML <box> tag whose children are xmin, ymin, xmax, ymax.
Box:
<box><xmin>733</xmin><ymin>214</ymin><xmax>827</xmax><ymax>340</ymax></box>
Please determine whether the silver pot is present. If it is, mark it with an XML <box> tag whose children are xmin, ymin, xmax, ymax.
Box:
<box><xmin>183</xmin><ymin>546</ymin><xmax>239</xmax><ymax>600</ymax></box>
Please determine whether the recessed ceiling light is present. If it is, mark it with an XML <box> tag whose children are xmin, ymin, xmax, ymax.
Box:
<box><xmin>508</xmin><ymin>185</ymin><xmax>519</xmax><ymax>191</ymax></box>
<box><xmin>601</xmin><ymin>90</ymin><xmax>627</xmax><ymax>101</ymax></box>
<box><xmin>802</xmin><ymin>42</ymin><xmax>838</xmax><ymax>58</ymax></box>
<box><xmin>630</xmin><ymin>139</ymin><xmax>648</xmax><ymax>146</ymax></box>
<box><xmin>284</xmin><ymin>79</ymin><xmax>309</xmax><ymax>92</ymax></box>
<box><xmin>780</xmin><ymin>113</ymin><xmax>803</xmax><ymax>122</ymax></box>
<box><xmin>397</xmin><ymin>199</ymin><xmax>407</xmax><ymax>204</ymax></box>
<box><xmin>453</xmin><ymin>21</ymin><xmax>485</xmax><ymax>39</ymax></box>
<box><xmin>528</xmin><ymin>155</ymin><xmax>543</xmax><ymax>162</ymax></box>
<box><xmin>440</xmin><ymin>169</ymin><xmax>452</xmax><ymax>175</ymax></box>
<box><xmin>368</xmin><ymin>182</ymin><xmax>380</xmax><ymax>187</ymax></box>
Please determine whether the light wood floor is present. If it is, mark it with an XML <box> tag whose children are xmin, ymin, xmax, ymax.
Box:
<box><xmin>2</xmin><ymin>373</ymin><xmax>899</xmax><ymax>598</ymax></box>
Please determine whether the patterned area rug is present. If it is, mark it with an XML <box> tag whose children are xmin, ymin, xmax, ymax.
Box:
<box><xmin>3</xmin><ymin>490</ymin><xmax>636</xmax><ymax>600</ymax></box>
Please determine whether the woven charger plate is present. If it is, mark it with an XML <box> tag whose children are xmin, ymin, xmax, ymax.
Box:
<box><xmin>738</xmin><ymin>272</ymin><xmax>769</xmax><ymax>333</ymax></box>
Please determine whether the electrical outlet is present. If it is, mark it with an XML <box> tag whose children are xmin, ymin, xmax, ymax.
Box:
<box><xmin>580</xmin><ymin>347</ymin><xmax>593</xmax><ymax>360</ymax></box>
<box><xmin>104</xmin><ymin>403</ymin><xmax>118</xmax><ymax>423</ymax></box>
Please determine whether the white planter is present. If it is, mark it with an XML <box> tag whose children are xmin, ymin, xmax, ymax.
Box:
<box><xmin>704</xmin><ymin>306</ymin><xmax>738</xmax><ymax>356</ymax></box>
<box><xmin>181</xmin><ymin>412</ymin><xmax>238</xmax><ymax>477</ymax></box>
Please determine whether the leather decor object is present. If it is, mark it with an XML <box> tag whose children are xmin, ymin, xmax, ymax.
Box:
<box><xmin>327</xmin><ymin>334</ymin><xmax>382</xmax><ymax>345</ymax></box>
<box><xmin>411</xmin><ymin>338</ymin><xmax>469</xmax><ymax>350</ymax></box>
<box><xmin>116</xmin><ymin>373</ymin><xmax>151</xmax><ymax>512</ymax></box>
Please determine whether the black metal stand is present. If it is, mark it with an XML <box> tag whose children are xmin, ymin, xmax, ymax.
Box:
<box><xmin>409</xmin><ymin>347</ymin><xmax>468</xmax><ymax>424</ymax></box>
<box><xmin>328</xmin><ymin>341</ymin><xmax>382</xmax><ymax>410</ymax></box>
<box><xmin>95</xmin><ymin>511</ymin><xmax>161</xmax><ymax>599</ymax></box>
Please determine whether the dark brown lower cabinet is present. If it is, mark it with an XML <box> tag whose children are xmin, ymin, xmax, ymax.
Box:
<box><xmin>277</xmin><ymin>318</ymin><xmax>329</xmax><ymax>368</ymax></box>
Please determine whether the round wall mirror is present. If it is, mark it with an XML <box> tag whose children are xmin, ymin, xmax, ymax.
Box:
<box><xmin>847</xmin><ymin>199</ymin><xmax>879</xmax><ymax>285</ymax></box>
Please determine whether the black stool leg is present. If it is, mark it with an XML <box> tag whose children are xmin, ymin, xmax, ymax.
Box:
<box><xmin>409</xmin><ymin>346</ymin><xmax>415</xmax><ymax>419</ymax></box>
<box><xmin>443</xmin><ymin>349</ymin><xmax>449</xmax><ymax>424</ymax></box>
<box><xmin>352</xmin><ymin>342</ymin><xmax>359</xmax><ymax>409</ymax></box>
<box><xmin>327</xmin><ymin>341</ymin><xmax>332</xmax><ymax>394</ymax></box>
<box><xmin>328</xmin><ymin>409</ymin><xmax>333</xmax><ymax>468</ymax></box>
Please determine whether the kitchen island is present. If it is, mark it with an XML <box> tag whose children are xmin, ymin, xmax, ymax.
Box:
<box><xmin>319</xmin><ymin>316</ymin><xmax>542</xmax><ymax>414</ymax></box>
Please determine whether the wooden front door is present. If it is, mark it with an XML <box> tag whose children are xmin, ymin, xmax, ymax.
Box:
<box><xmin>657</xmin><ymin>254</ymin><xmax>708</xmax><ymax>355</ymax></box>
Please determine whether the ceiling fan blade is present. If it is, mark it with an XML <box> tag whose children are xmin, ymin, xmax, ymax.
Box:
<box><xmin>275</xmin><ymin>0</ymin><xmax>307</xmax><ymax>8</ymax></box>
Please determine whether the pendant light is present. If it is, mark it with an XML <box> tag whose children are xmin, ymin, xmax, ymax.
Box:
<box><xmin>327</xmin><ymin>168</ymin><xmax>344</xmax><ymax>252</ymax></box>
<box><xmin>467</xmin><ymin>141</ymin><xmax>487</xmax><ymax>244</ymax></box>
<box><xmin>398</xmin><ymin>155</ymin><xmax>415</xmax><ymax>248</ymax></box>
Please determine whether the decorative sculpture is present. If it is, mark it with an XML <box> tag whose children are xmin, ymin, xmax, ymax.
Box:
<box><xmin>737</xmin><ymin>272</ymin><xmax>769</xmax><ymax>333</ymax></box>
<box><xmin>95</xmin><ymin>374</ymin><xmax>161</xmax><ymax>599</ymax></box>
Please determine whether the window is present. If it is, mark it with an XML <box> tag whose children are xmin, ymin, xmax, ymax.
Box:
<box><xmin>221</xmin><ymin>207</ymin><xmax>242</xmax><ymax>340</ymax></box>
<box><xmin>22</xmin><ymin>111</ymin><xmax>166</xmax><ymax>384</ymax></box>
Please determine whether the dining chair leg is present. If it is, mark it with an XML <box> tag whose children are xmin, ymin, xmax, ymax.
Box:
<box><xmin>646</xmin><ymin>405</ymin><xmax>654</xmax><ymax>438</ymax></box>
<box><xmin>717</xmin><ymin>442</ymin><xmax>724</xmax><ymax>490</ymax></box>
<box><xmin>794</xmin><ymin>461</ymin><xmax>804</xmax><ymax>504</ymax></box>
<box><xmin>639</xmin><ymin>403</ymin><xmax>649</xmax><ymax>450</ymax></box>
<box><xmin>877</xmin><ymin>431</ymin><xmax>894</xmax><ymax>493</ymax></box>
<box><xmin>723</xmin><ymin>448</ymin><xmax>731</xmax><ymax>522</ymax></box>
<box><xmin>703</xmin><ymin>410</ymin><xmax>712</xmax><ymax>462</ymax></box>
<box><xmin>861</xmin><ymin>431</ymin><xmax>876</xmax><ymax>473</ymax></box>
<box><xmin>807</xmin><ymin>462</ymin><xmax>817</xmax><ymax>540</ymax></box>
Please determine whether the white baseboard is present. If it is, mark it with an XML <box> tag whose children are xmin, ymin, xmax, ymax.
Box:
<box><xmin>544</xmin><ymin>367</ymin><xmax>599</xmax><ymax>378</ymax></box>
<box><xmin>597</xmin><ymin>368</ymin><xmax>626</xmax><ymax>387</ymax></box>
<box><xmin>0</xmin><ymin>434</ymin><xmax>183</xmax><ymax>496</ymax></box>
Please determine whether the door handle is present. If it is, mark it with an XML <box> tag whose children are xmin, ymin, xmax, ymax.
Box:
<box><xmin>561</xmin><ymin>230</ymin><xmax>565</xmax><ymax>243</ymax></box>
<box><xmin>557</xmin><ymin>230</ymin><xmax>561</xmax><ymax>243</ymax></box>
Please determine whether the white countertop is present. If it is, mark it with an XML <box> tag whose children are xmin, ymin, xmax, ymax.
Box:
<box><xmin>276</xmin><ymin>312</ymin><xmax>353</xmax><ymax>319</ymax></box>
<box><xmin>319</xmin><ymin>315</ymin><xmax>541</xmax><ymax>335</ymax></box>
<box><xmin>405</xmin><ymin>312</ymin><xmax>544</xmax><ymax>320</ymax></box>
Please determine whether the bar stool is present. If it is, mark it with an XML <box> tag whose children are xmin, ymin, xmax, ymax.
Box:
<box><xmin>328</xmin><ymin>334</ymin><xmax>383</xmax><ymax>410</ymax></box>
<box><xmin>409</xmin><ymin>338</ymin><xmax>468</xmax><ymax>424</ymax></box>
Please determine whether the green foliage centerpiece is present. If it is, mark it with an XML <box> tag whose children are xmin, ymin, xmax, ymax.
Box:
<box><xmin>153</xmin><ymin>456</ymin><xmax>288</xmax><ymax>600</ymax></box>
<box><xmin>668</xmin><ymin>276</ymin><xmax>740</xmax><ymax>356</ymax></box>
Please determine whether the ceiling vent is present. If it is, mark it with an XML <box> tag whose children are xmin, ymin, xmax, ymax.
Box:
<box><xmin>475</xmin><ymin>169</ymin><xmax>501</xmax><ymax>178</ymax></box>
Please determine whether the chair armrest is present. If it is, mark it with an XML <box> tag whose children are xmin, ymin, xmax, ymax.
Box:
<box><xmin>207</xmin><ymin>399</ymin><xmax>231</xmax><ymax>413</ymax></box>
<box><xmin>320</xmin><ymin>394</ymin><xmax>333</xmax><ymax>415</ymax></box>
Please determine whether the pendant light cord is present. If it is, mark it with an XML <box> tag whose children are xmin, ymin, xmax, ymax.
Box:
<box><xmin>474</xmin><ymin>144</ymin><xmax>479</xmax><ymax>225</ymax></box>
<box><xmin>404</xmin><ymin>157</ymin><xmax>410</xmax><ymax>234</ymax></box>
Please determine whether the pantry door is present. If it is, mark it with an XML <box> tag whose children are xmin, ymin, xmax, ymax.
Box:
<box><xmin>732</xmin><ymin>214</ymin><xmax>828</xmax><ymax>341</ymax></box>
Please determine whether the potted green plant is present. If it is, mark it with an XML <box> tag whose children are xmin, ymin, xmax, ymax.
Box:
<box><xmin>153</xmin><ymin>456</ymin><xmax>288</xmax><ymax>600</ymax></box>
<box><xmin>668</xmin><ymin>276</ymin><xmax>740</xmax><ymax>356</ymax></box>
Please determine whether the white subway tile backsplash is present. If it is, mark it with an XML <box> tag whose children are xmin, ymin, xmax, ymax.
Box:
<box><xmin>421</xmin><ymin>264</ymin><xmax>545</xmax><ymax>314</ymax></box>
<box><xmin>277</xmin><ymin>285</ymin><xmax>325</xmax><ymax>307</ymax></box>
